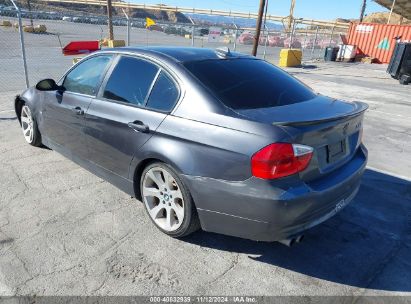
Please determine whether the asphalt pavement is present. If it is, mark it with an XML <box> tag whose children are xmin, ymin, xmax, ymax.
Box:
<box><xmin>0</xmin><ymin>43</ymin><xmax>410</xmax><ymax>297</ymax></box>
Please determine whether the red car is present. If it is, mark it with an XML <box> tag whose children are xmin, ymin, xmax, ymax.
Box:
<box><xmin>238</xmin><ymin>32</ymin><xmax>254</xmax><ymax>45</ymax></box>
<box><xmin>283</xmin><ymin>37</ymin><xmax>302</xmax><ymax>48</ymax></box>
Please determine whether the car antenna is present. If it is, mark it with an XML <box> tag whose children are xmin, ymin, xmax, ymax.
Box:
<box><xmin>216</xmin><ymin>47</ymin><xmax>231</xmax><ymax>58</ymax></box>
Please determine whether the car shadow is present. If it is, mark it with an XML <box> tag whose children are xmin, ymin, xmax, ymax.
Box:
<box><xmin>301</xmin><ymin>64</ymin><xmax>318</xmax><ymax>69</ymax></box>
<box><xmin>184</xmin><ymin>169</ymin><xmax>411</xmax><ymax>292</ymax></box>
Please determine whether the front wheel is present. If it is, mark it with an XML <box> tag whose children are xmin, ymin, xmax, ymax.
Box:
<box><xmin>20</xmin><ymin>104</ymin><xmax>42</xmax><ymax>147</ymax></box>
<box><xmin>140</xmin><ymin>162</ymin><xmax>200</xmax><ymax>238</ymax></box>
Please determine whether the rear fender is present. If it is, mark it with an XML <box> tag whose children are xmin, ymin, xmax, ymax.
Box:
<box><xmin>15</xmin><ymin>88</ymin><xmax>40</xmax><ymax>123</ymax></box>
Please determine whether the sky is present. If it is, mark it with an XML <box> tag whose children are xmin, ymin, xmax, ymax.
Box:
<box><xmin>131</xmin><ymin>0</ymin><xmax>389</xmax><ymax>21</ymax></box>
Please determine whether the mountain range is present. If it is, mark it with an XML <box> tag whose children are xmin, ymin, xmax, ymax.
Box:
<box><xmin>186</xmin><ymin>13</ymin><xmax>284</xmax><ymax>30</ymax></box>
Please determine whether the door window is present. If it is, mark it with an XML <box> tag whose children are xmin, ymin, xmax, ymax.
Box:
<box><xmin>103</xmin><ymin>56</ymin><xmax>159</xmax><ymax>107</ymax></box>
<box><xmin>63</xmin><ymin>55</ymin><xmax>112</xmax><ymax>96</ymax></box>
<box><xmin>146</xmin><ymin>71</ymin><xmax>179</xmax><ymax>112</ymax></box>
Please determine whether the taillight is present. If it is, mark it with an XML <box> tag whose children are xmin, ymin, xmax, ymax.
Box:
<box><xmin>251</xmin><ymin>143</ymin><xmax>313</xmax><ymax>179</ymax></box>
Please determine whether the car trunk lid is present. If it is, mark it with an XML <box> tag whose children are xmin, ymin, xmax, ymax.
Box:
<box><xmin>236</xmin><ymin>95</ymin><xmax>367</xmax><ymax>126</ymax></box>
<box><xmin>236</xmin><ymin>95</ymin><xmax>368</xmax><ymax>181</ymax></box>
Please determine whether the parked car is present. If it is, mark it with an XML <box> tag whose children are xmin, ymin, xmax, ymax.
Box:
<box><xmin>147</xmin><ymin>24</ymin><xmax>163</xmax><ymax>32</ymax></box>
<box><xmin>194</xmin><ymin>28</ymin><xmax>209</xmax><ymax>37</ymax></box>
<box><xmin>15</xmin><ymin>47</ymin><xmax>368</xmax><ymax>244</ymax></box>
<box><xmin>0</xmin><ymin>7</ymin><xmax>17</xmax><ymax>17</ymax></box>
<box><xmin>131</xmin><ymin>20</ymin><xmax>144</xmax><ymax>28</ymax></box>
<box><xmin>283</xmin><ymin>37</ymin><xmax>302</xmax><ymax>48</ymax></box>
<box><xmin>238</xmin><ymin>31</ymin><xmax>254</xmax><ymax>45</ymax></box>
<box><xmin>200</xmin><ymin>28</ymin><xmax>209</xmax><ymax>36</ymax></box>
<box><xmin>268</xmin><ymin>36</ymin><xmax>285</xmax><ymax>47</ymax></box>
<box><xmin>113</xmin><ymin>19</ymin><xmax>127</xmax><ymax>26</ymax></box>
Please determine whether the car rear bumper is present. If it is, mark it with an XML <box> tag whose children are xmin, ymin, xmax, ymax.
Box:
<box><xmin>182</xmin><ymin>144</ymin><xmax>367</xmax><ymax>242</ymax></box>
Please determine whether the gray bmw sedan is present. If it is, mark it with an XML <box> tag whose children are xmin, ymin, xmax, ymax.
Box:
<box><xmin>15</xmin><ymin>47</ymin><xmax>368</xmax><ymax>244</ymax></box>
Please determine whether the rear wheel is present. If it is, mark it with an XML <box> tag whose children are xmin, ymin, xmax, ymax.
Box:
<box><xmin>20</xmin><ymin>105</ymin><xmax>42</xmax><ymax>147</ymax></box>
<box><xmin>140</xmin><ymin>162</ymin><xmax>200</xmax><ymax>238</ymax></box>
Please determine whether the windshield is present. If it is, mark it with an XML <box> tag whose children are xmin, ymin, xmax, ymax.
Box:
<box><xmin>184</xmin><ymin>58</ymin><xmax>316</xmax><ymax>110</ymax></box>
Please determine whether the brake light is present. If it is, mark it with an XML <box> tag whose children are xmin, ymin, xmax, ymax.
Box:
<box><xmin>251</xmin><ymin>143</ymin><xmax>313</xmax><ymax>179</ymax></box>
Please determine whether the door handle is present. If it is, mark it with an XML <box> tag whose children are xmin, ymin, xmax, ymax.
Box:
<box><xmin>72</xmin><ymin>106</ymin><xmax>84</xmax><ymax>115</ymax></box>
<box><xmin>128</xmin><ymin>120</ymin><xmax>150</xmax><ymax>133</ymax></box>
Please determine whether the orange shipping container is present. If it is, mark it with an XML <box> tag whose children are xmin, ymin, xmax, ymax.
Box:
<box><xmin>346</xmin><ymin>22</ymin><xmax>411</xmax><ymax>63</ymax></box>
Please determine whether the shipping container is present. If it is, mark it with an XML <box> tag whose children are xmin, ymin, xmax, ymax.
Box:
<box><xmin>346</xmin><ymin>22</ymin><xmax>411</xmax><ymax>63</ymax></box>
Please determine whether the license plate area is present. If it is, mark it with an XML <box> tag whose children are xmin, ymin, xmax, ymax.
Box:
<box><xmin>327</xmin><ymin>140</ymin><xmax>346</xmax><ymax>163</ymax></box>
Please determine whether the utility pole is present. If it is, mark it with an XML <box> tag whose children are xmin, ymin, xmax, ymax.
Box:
<box><xmin>107</xmin><ymin>0</ymin><xmax>114</xmax><ymax>40</ymax></box>
<box><xmin>287</xmin><ymin>0</ymin><xmax>295</xmax><ymax>31</ymax></box>
<box><xmin>252</xmin><ymin>0</ymin><xmax>266</xmax><ymax>57</ymax></box>
<box><xmin>359</xmin><ymin>0</ymin><xmax>366</xmax><ymax>22</ymax></box>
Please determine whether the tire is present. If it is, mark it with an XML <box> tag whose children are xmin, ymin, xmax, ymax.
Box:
<box><xmin>20</xmin><ymin>104</ymin><xmax>42</xmax><ymax>147</ymax></box>
<box><xmin>140</xmin><ymin>162</ymin><xmax>200</xmax><ymax>238</ymax></box>
<box><xmin>399</xmin><ymin>74</ymin><xmax>410</xmax><ymax>85</ymax></box>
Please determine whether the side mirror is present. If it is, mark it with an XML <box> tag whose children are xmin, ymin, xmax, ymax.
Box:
<box><xmin>35</xmin><ymin>79</ymin><xmax>62</xmax><ymax>91</ymax></box>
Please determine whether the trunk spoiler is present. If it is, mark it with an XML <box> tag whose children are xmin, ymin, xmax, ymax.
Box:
<box><xmin>272</xmin><ymin>101</ymin><xmax>368</xmax><ymax>126</ymax></box>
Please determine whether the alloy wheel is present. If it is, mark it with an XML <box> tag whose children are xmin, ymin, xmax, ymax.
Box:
<box><xmin>21</xmin><ymin>105</ymin><xmax>34</xmax><ymax>144</ymax></box>
<box><xmin>142</xmin><ymin>166</ymin><xmax>185</xmax><ymax>232</ymax></box>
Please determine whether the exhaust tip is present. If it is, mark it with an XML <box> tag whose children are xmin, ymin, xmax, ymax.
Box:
<box><xmin>278</xmin><ymin>238</ymin><xmax>295</xmax><ymax>247</ymax></box>
<box><xmin>278</xmin><ymin>235</ymin><xmax>304</xmax><ymax>247</ymax></box>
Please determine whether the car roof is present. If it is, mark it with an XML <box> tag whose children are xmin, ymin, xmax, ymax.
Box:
<box><xmin>104</xmin><ymin>46</ymin><xmax>253</xmax><ymax>63</ymax></box>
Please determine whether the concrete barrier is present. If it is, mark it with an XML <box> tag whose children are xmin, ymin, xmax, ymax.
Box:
<box><xmin>72</xmin><ymin>57</ymin><xmax>83</xmax><ymax>64</ymax></box>
<box><xmin>23</xmin><ymin>26</ymin><xmax>34</xmax><ymax>33</ymax></box>
<box><xmin>107</xmin><ymin>39</ymin><xmax>125</xmax><ymax>47</ymax></box>
<box><xmin>278</xmin><ymin>49</ymin><xmax>302</xmax><ymax>67</ymax></box>
<box><xmin>34</xmin><ymin>24</ymin><xmax>47</xmax><ymax>33</ymax></box>
<box><xmin>100</xmin><ymin>38</ymin><xmax>109</xmax><ymax>47</ymax></box>
<box><xmin>1</xmin><ymin>20</ymin><xmax>12</xmax><ymax>27</ymax></box>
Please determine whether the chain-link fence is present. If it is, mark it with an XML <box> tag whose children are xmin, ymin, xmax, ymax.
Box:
<box><xmin>0</xmin><ymin>0</ymin><xmax>348</xmax><ymax>93</ymax></box>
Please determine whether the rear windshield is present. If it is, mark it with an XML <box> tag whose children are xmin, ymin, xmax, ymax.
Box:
<box><xmin>183</xmin><ymin>58</ymin><xmax>316</xmax><ymax>110</ymax></box>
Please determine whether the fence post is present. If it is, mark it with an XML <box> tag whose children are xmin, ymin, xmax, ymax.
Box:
<box><xmin>187</xmin><ymin>16</ymin><xmax>195</xmax><ymax>47</ymax></box>
<box><xmin>302</xmin><ymin>30</ymin><xmax>308</xmax><ymax>63</ymax></box>
<box><xmin>121</xmin><ymin>8</ymin><xmax>130</xmax><ymax>46</ymax></box>
<box><xmin>328</xmin><ymin>25</ymin><xmax>335</xmax><ymax>47</ymax></box>
<box><xmin>311</xmin><ymin>25</ymin><xmax>319</xmax><ymax>60</ymax></box>
<box><xmin>232</xmin><ymin>20</ymin><xmax>238</xmax><ymax>51</ymax></box>
<box><xmin>289</xmin><ymin>19</ymin><xmax>296</xmax><ymax>48</ymax></box>
<box><xmin>10</xmin><ymin>0</ymin><xmax>29</xmax><ymax>88</ymax></box>
<box><xmin>127</xmin><ymin>19</ymin><xmax>131</xmax><ymax>46</ymax></box>
<box><xmin>191</xmin><ymin>25</ymin><xmax>195</xmax><ymax>47</ymax></box>
<box><xmin>233</xmin><ymin>27</ymin><xmax>238</xmax><ymax>51</ymax></box>
<box><xmin>263</xmin><ymin>25</ymin><xmax>268</xmax><ymax>60</ymax></box>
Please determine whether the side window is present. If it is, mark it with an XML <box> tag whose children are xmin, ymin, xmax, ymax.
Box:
<box><xmin>103</xmin><ymin>56</ymin><xmax>159</xmax><ymax>106</ymax></box>
<box><xmin>146</xmin><ymin>71</ymin><xmax>179</xmax><ymax>112</ymax></box>
<box><xmin>63</xmin><ymin>55</ymin><xmax>112</xmax><ymax>95</ymax></box>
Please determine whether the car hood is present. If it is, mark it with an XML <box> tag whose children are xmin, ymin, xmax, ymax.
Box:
<box><xmin>235</xmin><ymin>95</ymin><xmax>368</xmax><ymax>126</ymax></box>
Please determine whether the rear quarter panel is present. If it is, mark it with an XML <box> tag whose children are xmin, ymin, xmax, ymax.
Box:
<box><xmin>16</xmin><ymin>88</ymin><xmax>41</xmax><ymax>122</ymax></box>
<box><xmin>130</xmin><ymin>113</ymin><xmax>289</xmax><ymax>181</ymax></box>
